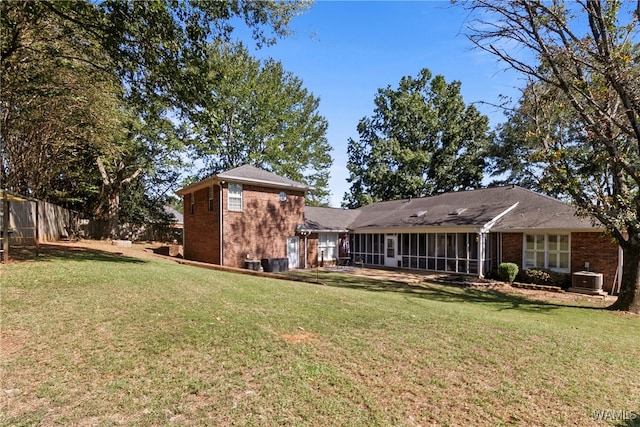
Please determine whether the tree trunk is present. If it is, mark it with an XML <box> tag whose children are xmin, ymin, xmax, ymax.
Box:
<box><xmin>609</xmin><ymin>243</ymin><xmax>640</xmax><ymax>314</ymax></box>
<box><xmin>97</xmin><ymin>156</ymin><xmax>142</xmax><ymax>241</ymax></box>
<box><xmin>107</xmin><ymin>188</ymin><xmax>120</xmax><ymax>240</ymax></box>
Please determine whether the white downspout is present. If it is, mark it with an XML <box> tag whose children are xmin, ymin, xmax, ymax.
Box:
<box><xmin>478</xmin><ymin>202</ymin><xmax>520</xmax><ymax>279</ymax></box>
<box><xmin>219</xmin><ymin>182</ymin><xmax>224</xmax><ymax>266</ymax></box>
<box><xmin>478</xmin><ymin>233</ymin><xmax>485</xmax><ymax>278</ymax></box>
<box><xmin>182</xmin><ymin>195</ymin><xmax>186</xmax><ymax>251</ymax></box>
<box><xmin>304</xmin><ymin>233</ymin><xmax>308</xmax><ymax>269</ymax></box>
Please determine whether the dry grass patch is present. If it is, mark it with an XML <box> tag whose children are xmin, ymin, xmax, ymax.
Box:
<box><xmin>279</xmin><ymin>330</ymin><xmax>319</xmax><ymax>344</ymax></box>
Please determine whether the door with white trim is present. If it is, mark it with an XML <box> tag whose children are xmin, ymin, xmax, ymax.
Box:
<box><xmin>287</xmin><ymin>236</ymin><xmax>300</xmax><ymax>269</ymax></box>
<box><xmin>384</xmin><ymin>234</ymin><xmax>399</xmax><ymax>268</ymax></box>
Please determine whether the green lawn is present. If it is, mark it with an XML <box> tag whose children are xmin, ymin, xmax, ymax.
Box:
<box><xmin>1</xmin><ymin>247</ymin><xmax>639</xmax><ymax>426</ymax></box>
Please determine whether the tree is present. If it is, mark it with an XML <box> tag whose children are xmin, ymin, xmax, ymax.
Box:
<box><xmin>464</xmin><ymin>0</ymin><xmax>640</xmax><ymax>313</ymax></box>
<box><xmin>343</xmin><ymin>68</ymin><xmax>492</xmax><ymax>208</ymax></box>
<box><xmin>487</xmin><ymin>82</ymin><xmax>585</xmax><ymax>197</ymax></box>
<box><xmin>1</xmin><ymin>2</ymin><xmax>123</xmax><ymax>212</ymax></box>
<box><xmin>1</xmin><ymin>0</ymin><xmax>310</xmax><ymax>235</ymax></box>
<box><xmin>188</xmin><ymin>41</ymin><xmax>333</xmax><ymax>205</ymax></box>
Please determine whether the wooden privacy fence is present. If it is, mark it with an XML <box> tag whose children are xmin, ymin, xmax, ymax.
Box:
<box><xmin>0</xmin><ymin>191</ymin><xmax>76</xmax><ymax>247</ymax></box>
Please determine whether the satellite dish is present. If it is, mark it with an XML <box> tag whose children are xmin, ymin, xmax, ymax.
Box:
<box><xmin>279</xmin><ymin>191</ymin><xmax>287</xmax><ymax>202</ymax></box>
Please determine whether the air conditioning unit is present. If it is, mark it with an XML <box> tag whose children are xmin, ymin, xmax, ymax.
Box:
<box><xmin>569</xmin><ymin>271</ymin><xmax>605</xmax><ymax>295</ymax></box>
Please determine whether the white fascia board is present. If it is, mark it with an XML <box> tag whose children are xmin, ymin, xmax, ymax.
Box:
<box><xmin>298</xmin><ymin>228</ymin><xmax>349</xmax><ymax>234</ymax></box>
<box><xmin>219</xmin><ymin>176</ymin><xmax>313</xmax><ymax>192</ymax></box>
<box><xmin>175</xmin><ymin>177</ymin><xmax>217</xmax><ymax>195</ymax></box>
<box><xmin>176</xmin><ymin>175</ymin><xmax>312</xmax><ymax>196</ymax></box>
<box><xmin>349</xmin><ymin>226</ymin><xmax>479</xmax><ymax>234</ymax></box>
<box><xmin>493</xmin><ymin>227</ymin><xmax>606</xmax><ymax>233</ymax></box>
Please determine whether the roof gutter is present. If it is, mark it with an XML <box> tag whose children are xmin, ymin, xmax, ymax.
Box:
<box><xmin>297</xmin><ymin>228</ymin><xmax>350</xmax><ymax>234</ymax></box>
<box><xmin>176</xmin><ymin>177</ymin><xmax>216</xmax><ymax>195</ymax></box>
<box><xmin>217</xmin><ymin>175</ymin><xmax>314</xmax><ymax>192</ymax></box>
<box><xmin>177</xmin><ymin>175</ymin><xmax>313</xmax><ymax>195</ymax></box>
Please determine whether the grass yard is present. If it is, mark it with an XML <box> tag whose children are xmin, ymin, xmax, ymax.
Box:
<box><xmin>1</xmin><ymin>245</ymin><xmax>639</xmax><ymax>426</ymax></box>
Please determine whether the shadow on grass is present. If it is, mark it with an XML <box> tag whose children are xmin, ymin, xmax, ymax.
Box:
<box><xmin>617</xmin><ymin>417</ymin><xmax>640</xmax><ymax>427</ymax></box>
<box><xmin>288</xmin><ymin>270</ymin><xmax>602</xmax><ymax>313</ymax></box>
<box><xmin>7</xmin><ymin>244</ymin><xmax>147</xmax><ymax>264</ymax></box>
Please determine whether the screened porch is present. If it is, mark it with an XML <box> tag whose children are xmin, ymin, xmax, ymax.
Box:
<box><xmin>350</xmin><ymin>232</ymin><xmax>491</xmax><ymax>276</ymax></box>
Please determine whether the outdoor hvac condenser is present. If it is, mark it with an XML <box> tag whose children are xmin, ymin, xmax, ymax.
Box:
<box><xmin>569</xmin><ymin>271</ymin><xmax>605</xmax><ymax>295</ymax></box>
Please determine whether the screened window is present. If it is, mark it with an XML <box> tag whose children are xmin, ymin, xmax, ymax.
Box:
<box><xmin>351</xmin><ymin>234</ymin><xmax>385</xmax><ymax>266</ymax></box>
<box><xmin>396</xmin><ymin>232</ymin><xmax>481</xmax><ymax>274</ymax></box>
<box><xmin>228</xmin><ymin>183</ymin><xmax>243</xmax><ymax>211</ymax></box>
<box><xmin>525</xmin><ymin>234</ymin><xmax>570</xmax><ymax>272</ymax></box>
<box><xmin>319</xmin><ymin>233</ymin><xmax>338</xmax><ymax>261</ymax></box>
<box><xmin>351</xmin><ymin>232</ymin><xmax>486</xmax><ymax>273</ymax></box>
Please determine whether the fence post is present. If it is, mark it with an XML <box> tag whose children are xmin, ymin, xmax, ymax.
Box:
<box><xmin>34</xmin><ymin>200</ymin><xmax>40</xmax><ymax>255</ymax></box>
<box><xmin>2</xmin><ymin>189</ymin><xmax>8</xmax><ymax>262</ymax></box>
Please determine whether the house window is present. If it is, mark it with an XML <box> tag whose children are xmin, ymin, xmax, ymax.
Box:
<box><xmin>190</xmin><ymin>192</ymin><xmax>195</xmax><ymax>214</ymax></box>
<box><xmin>208</xmin><ymin>186</ymin><xmax>214</xmax><ymax>212</ymax></box>
<box><xmin>228</xmin><ymin>183</ymin><xmax>243</xmax><ymax>211</ymax></box>
<box><xmin>524</xmin><ymin>234</ymin><xmax>570</xmax><ymax>271</ymax></box>
<box><xmin>318</xmin><ymin>233</ymin><xmax>338</xmax><ymax>261</ymax></box>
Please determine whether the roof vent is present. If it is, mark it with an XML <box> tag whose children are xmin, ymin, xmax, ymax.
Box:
<box><xmin>410</xmin><ymin>210</ymin><xmax>428</xmax><ymax>218</ymax></box>
<box><xmin>449</xmin><ymin>208</ymin><xmax>467</xmax><ymax>216</ymax></box>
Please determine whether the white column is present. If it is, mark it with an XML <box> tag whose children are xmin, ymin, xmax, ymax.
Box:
<box><xmin>478</xmin><ymin>232</ymin><xmax>485</xmax><ymax>278</ymax></box>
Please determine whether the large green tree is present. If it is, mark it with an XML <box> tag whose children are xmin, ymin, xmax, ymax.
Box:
<box><xmin>464</xmin><ymin>0</ymin><xmax>640</xmax><ymax>313</ymax></box>
<box><xmin>343</xmin><ymin>68</ymin><xmax>492</xmax><ymax>208</ymax></box>
<box><xmin>1</xmin><ymin>0</ymin><xmax>310</xmax><ymax>236</ymax></box>
<box><xmin>488</xmin><ymin>82</ymin><xmax>585</xmax><ymax>197</ymax></box>
<box><xmin>1</xmin><ymin>2</ymin><xmax>122</xmax><ymax>211</ymax></box>
<box><xmin>188</xmin><ymin>41</ymin><xmax>333</xmax><ymax>205</ymax></box>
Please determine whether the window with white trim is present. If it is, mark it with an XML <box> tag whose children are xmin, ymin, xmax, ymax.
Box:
<box><xmin>524</xmin><ymin>234</ymin><xmax>570</xmax><ymax>271</ymax></box>
<box><xmin>318</xmin><ymin>233</ymin><xmax>338</xmax><ymax>261</ymax></box>
<box><xmin>228</xmin><ymin>183</ymin><xmax>243</xmax><ymax>211</ymax></box>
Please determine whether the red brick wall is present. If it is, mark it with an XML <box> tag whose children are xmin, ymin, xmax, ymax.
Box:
<box><xmin>487</xmin><ymin>233</ymin><xmax>499</xmax><ymax>275</ymax></box>
<box><xmin>571</xmin><ymin>232</ymin><xmax>619</xmax><ymax>292</ymax></box>
<box><xmin>183</xmin><ymin>185</ymin><xmax>220</xmax><ymax>264</ymax></box>
<box><xmin>498</xmin><ymin>231</ymin><xmax>619</xmax><ymax>292</ymax></box>
<box><xmin>221</xmin><ymin>183</ymin><xmax>305</xmax><ymax>268</ymax></box>
<box><xmin>306</xmin><ymin>234</ymin><xmax>319</xmax><ymax>268</ymax></box>
<box><xmin>500</xmin><ymin>232</ymin><xmax>524</xmax><ymax>266</ymax></box>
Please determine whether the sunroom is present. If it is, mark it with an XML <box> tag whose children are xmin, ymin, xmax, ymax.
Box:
<box><xmin>349</xmin><ymin>230</ymin><xmax>492</xmax><ymax>277</ymax></box>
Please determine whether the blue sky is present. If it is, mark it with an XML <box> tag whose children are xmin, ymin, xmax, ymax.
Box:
<box><xmin>240</xmin><ymin>1</ymin><xmax>524</xmax><ymax>207</ymax></box>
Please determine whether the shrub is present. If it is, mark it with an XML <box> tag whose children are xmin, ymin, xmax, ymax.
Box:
<box><xmin>498</xmin><ymin>262</ymin><xmax>519</xmax><ymax>283</ymax></box>
<box><xmin>517</xmin><ymin>268</ymin><xmax>567</xmax><ymax>287</ymax></box>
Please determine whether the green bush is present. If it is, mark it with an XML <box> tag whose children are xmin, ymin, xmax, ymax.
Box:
<box><xmin>498</xmin><ymin>263</ymin><xmax>519</xmax><ymax>283</ymax></box>
<box><xmin>517</xmin><ymin>268</ymin><xmax>567</xmax><ymax>287</ymax></box>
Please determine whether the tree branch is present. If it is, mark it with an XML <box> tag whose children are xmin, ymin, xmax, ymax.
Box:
<box><xmin>96</xmin><ymin>156</ymin><xmax>111</xmax><ymax>185</ymax></box>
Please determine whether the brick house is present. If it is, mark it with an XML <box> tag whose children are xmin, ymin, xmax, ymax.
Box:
<box><xmin>177</xmin><ymin>165</ymin><xmax>312</xmax><ymax>269</ymax></box>
<box><xmin>179</xmin><ymin>166</ymin><xmax>620</xmax><ymax>292</ymax></box>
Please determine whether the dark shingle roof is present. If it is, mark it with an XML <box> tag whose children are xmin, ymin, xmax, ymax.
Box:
<box><xmin>491</xmin><ymin>187</ymin><xmax>596</xmax><ymax>231</ymax></box>
<box><xmin>303</xmin><ymin>186</ymin><xmax>599</xmax><ymax>232</ymax></box>
<box><xmin>354</xmin><ymin>186</ymin><xmax>596</xmax><ymax>231</ymax></box>
<box><xmin>301</xmin><ymin>207</ymin><xmax>362</xmax><ymax>232</ymax></box>
<box><xmin>177</xmin><ymin>165</ymin><xmax>313</xmax><ymax>194</ymax></box>
<box><xmin>217</xmin><ymin>165</ymin><xmax>313</xmax><ymax>191</ymax></box>
<box><xmin>164</xmin><ymin>206</ymin><xmax>184</xmax><ymax>224</ymax></box>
